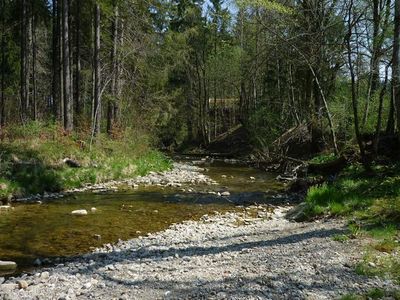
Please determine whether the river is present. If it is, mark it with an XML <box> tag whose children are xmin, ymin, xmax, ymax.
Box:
<box><xmin>0</xmin><ymin>157</ymin><xmax>286</xmax><ymax>273</ymax></box>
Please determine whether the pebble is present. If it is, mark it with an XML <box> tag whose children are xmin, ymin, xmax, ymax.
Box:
<box><xmin>17</xmin><ymin>280</ymin><xmax>28</xmax><ymax>289</ymax></box>
<box><xmin>1</xmin><ymin>164</ymin><xmax>397</xmax><ymax>300</ymax></box>
<box><xmin>40</xmin><ymin>272</ymin><xmax>50</xmax><ymax>280</ymax></box>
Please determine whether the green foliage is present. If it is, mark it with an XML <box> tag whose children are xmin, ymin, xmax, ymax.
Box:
<box><xmin>0</xmin><ymin>122</ymin><xmax>172</xmax><ymax>199</ymax></box>
<box><xmin>247</xmin><ymin>106</ymin><xmax>282</xmax><ymax>149</ymax></box>
<box><xmin>340</xmin><ymin>289</ymin><xmax>400</xmax><ymax>300</ymax></box>
<box><xmin>304</xmin><ymin>161</ymin><xmax>400</xmax><ymax>284</ymax></box>
<box><xmin>309</xmin><ymin>153</ymin><xmax>338</xmax><ymax>164</ymax></box>
<box><xmin>236</xmin><ymin>0</ymin><xmax>293</xmax><ymax>14</ymax></box>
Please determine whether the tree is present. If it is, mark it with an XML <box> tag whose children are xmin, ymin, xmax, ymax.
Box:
<box><xmin>93</xmin><ymin>2</ymin><xmax>101</xmax><ymax>136</ymax></box>
<box><xmin>62</xmin><ymin>0</ymin><xmax>73</xmax><ymax>131</ymax></box>
<box><xmin>394</xmin><ymin>0</ymin><xmax>400</xmax><ymax>133</ymax></box>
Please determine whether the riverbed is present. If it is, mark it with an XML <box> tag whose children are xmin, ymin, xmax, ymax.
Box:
<box><xmin>0</xmin><ymin>157</ymin><xmax>286</xmax><ymax>272</ymax></box>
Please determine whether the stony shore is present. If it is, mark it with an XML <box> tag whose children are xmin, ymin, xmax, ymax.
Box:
<box><xmin>14</xmin><ymin>162</ymin><xmax>216</xmax><ymax>203</ymax></box>
<box><xmin>2</xmin><ymin>161</ymin><xmax>398</xmax><ymax>299</ymax></box>
<box><xmin>1</xmin><ymin>205</ymin><xmax>397</xmax><ymax>300</ymax></box>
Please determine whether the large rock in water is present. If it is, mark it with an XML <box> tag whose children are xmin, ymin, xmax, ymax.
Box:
<box><xmin>71</xmin><ymin>209</ymin><xmax>88</xmax><ymax>216</ymax></box>
<box><xmin>285</xmin><ymin>202</ymin><xmax>310</xmax><ymax>222</ymax></box>
<box><xmin>0</xmin><ymin>261</ymin><xmax>17</xmax><ymax>272</ymax></box>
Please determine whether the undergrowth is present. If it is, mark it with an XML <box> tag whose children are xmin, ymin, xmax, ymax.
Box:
<box><xmin>303</xmin><ymin>159</ymin><xmax>400</xmax><ymax>285</ymax></box>
<box><xmin>0</xmin><ymin>122</ymin><xmax>172</xmax><ymax>199</ymax></box>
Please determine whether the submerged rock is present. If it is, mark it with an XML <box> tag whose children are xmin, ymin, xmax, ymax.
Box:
<box><xmin>71</xmin><ymin>209</ymin><xmax>88</xmax><ymax>216</ymax></box>
<box><xmin>0</xmin><ymin>261</ymin><xmax>17</xmax><ymax>271</ymax></box>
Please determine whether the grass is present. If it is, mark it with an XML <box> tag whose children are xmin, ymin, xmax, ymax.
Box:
<box><xmin>0</xmin><ymin>122</ymin><xmax>172</xmax><ymax>200</ymax></box>
<box><xmin>308</xmin><ymin>152</ymin><xmax>338</xmax><ymax>164</ymax></box>
<box><xmin>340</xmin><ymin>288</ymin><xmax>400</xmax><ymax>299</ymax></box>
<box><xmin>303</xmin><ymin>159</ymin><xmax>400</xmax><ymax>284</ymax></box>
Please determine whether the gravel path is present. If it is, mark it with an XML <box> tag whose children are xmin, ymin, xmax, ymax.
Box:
<box><xmin>1</xmin><ymin>206</ymin><xmax>397</xmax><ymax>300</ymax></box>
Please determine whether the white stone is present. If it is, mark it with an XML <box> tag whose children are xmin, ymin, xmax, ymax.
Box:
<box><xmin>91</xmin><ymin>207</ymin><xmax>97</xmax><ymax>213</ymax></box>
<box><xmin>71</xmin><ymin>209</ymin><xmax>88</xmax><ymax>215</ymax></box>
<box><xmin>0</xmin><ymin>260</ymin><xmax>17</xmax><ymax>271</ymax></box>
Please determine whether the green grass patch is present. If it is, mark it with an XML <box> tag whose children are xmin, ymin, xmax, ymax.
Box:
<box><xmin>303</xmin><ymin>157</ymin><xmax>400</xmax><ymax>283</ymax></box>
<box><xmin>308</xmin><ymin>152</ymin><xmax>338</xmax><ymax>164</ymax></box>
<box><xmin>0</xmin><ymin>122</ymin><xmax>172</xmax><ymax>199</ymax></box>
<box><xmin>340</xmin><ymin>288</ymin><xmax>400</xmax><ymax>300</ymax></box>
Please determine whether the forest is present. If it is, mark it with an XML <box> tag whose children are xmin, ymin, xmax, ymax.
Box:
<box><xmin>0</xmin><ymin>0</ymin><xmax>400</xmax><ymax>298</ymax></box>
<box><xmin>0</xmin><ymin>0</ymin><xmax>397</xmax><ymax>155</ymax></box>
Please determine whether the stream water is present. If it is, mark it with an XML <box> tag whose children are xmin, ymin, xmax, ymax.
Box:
<box><xmin>0</xmin><ymin>157</ymin><xmax>286</xmax><ymax>274</ymax></box>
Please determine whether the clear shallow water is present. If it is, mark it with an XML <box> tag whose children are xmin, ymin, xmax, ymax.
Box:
<box><xmin>0</xmin><ymin>158</ymin><xmax>285</xmax><ymax>272</ymax></box>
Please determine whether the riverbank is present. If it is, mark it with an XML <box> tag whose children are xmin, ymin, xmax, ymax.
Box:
<box><xmin>0</xmin><ymin>122</ymin><xmax>172</xmax><ymax>202</ymax></box>
<box><xmin>1</xmin><ymin>206</ymin><xmax>398</xmax><ymax>299</ymax></box>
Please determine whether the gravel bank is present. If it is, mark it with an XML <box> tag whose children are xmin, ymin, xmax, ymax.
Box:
<box><xmin>1</xmin><ymin>206</ymin><xmax>397</xmax><ymax>300</ymax></box>
<box><xmin>14</xmin><ymin>163</ymin><xmax>216</xmax><ymax>203</ymax></box>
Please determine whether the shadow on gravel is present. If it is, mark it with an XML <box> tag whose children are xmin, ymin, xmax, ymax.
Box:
<box><xmin>93</xmin><ymin>267</ymin><xmax>369</xmax><ymax>299</ymax></box>
<box><xmin>66</xmin><ymin>227</ymin><xmax>348</xmax><ymax>284</ymax></box>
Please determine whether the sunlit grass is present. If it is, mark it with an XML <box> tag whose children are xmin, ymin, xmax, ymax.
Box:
<box><xmin>0</xmin><ymin>122</ymin><xmax>172</xmax><ymax>199</ymax></box>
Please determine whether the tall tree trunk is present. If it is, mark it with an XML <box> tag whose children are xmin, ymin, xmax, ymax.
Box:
<box><xmin>20</xmin><ymin>0</ymin><xmax>29</xmax><ymax>121</ymax></box>
<box><xmin>374</xmin><ymin>62</ymin><xmax>390</xmax><ymax>155</ymax></box>
<box><xmin>0</xmin><ymin>0</ymin><xmax>5</xmax><ymax>127</ymax></box>
<box><xmin>62</xmin><ymin>0</ymin><xmax>73</xmax><ymax>131</ymax></box>
<box><xmin>394</xmin><ymin>0</ymin><xmax>400</xmax><ymax>133</ymax></box>
<box><xmin>74</xmin><ymin>0</ymin><xmax>81</xmax><ymax>124</ymax></box>
<box><xmin>58</xmin><ymin>0</ymin><xmax>64</xmax><ymax>123</ymax></box>
<box><xmin>52</xmin><ymin>0</ymin><xmax>60</xmax><ymax>119</ymax></box>
<box><xmin>347</xmin><ymin>0</ymin><xmax>368</xmax><ymax>168</ymax></box>
<box><xmin>107</xmin><ymin>4</ymin><xmax>118</xmax><ymax>135</ymax></box>
<box><xmin>31</xmin><ymin>5</ymin><xmax>37</xmax><ymax>120</ymax></box>
<box><xmin>114</xmin><ymin>19</ymin><xmax>123</xmax><ymax>123</ymax></box>
<box><xmin>93</xmin><ymin>3</ymin><xmax>101</xmax><ymax>136</ymax></box>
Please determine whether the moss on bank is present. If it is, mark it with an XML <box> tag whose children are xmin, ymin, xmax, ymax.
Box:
<box><xmin>0</xmin><ymin>122</ymin><xmax>172</xmax><ymax>200</ymax></box>
<box><xmin>302</xmin><ymin>159</ymin><xmax>400</xmax><ymax>285</ymax></box>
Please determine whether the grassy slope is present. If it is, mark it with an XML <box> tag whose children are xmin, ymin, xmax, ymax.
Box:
<box><xmin>303</xmin><ymin>156</ymin><xmax>400</xmax><ymax>298</ymax></box>
<box><xmin>0</xmin><ymin>122</ymin><xmax>172</xmax><ymax>200</ymax></box>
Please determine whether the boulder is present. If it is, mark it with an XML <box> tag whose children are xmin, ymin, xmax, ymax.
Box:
<box><xmin>0</xmin><ymin>261</ymin><xmax>17</xmax><ymax>272</ymax></box>
<box><xmin>285</xmin><ymin>202</ymin><xmax>310</xmax><ymax>222</ymax></box>
<box><xmin>71</xmin><ymin>209</ymin><xmax>88</xmax><ymax>216</ymax></box>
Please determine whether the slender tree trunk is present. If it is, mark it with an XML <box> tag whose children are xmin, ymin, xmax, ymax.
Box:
<box><xmin>394</xmin><ymin>0</ymin><xmax>400</xmax><ymax>133</ymax></box>
<box><xmin>58</xmin><ymin>0</ymin><xmax>64</xmax><ymax>123</ymax></box>
<box><xmin>347</xmin><ymin>1</ymin><xmax>368</xmax><ymax>168</ymax></box>
<box><xmin>20</xmin><ymin>0</ymin><xmax>28</xmax><ymax>121</ymax></box>
<box><xmin>52</xmin><ymin>0</ymin><xmax>60</xmax><ymax>118</ymax></box>
<box><xmin>0</xmin><ymin>0</ymin><xmax>5</xmax><ymax>127</ymax></box>
<box><xmin>289</xmin><ymin>64</ymin><xmax>300</xmax><ymax>125</ymax></box>
<box><xmin>374</xmin><ymin>62</ymin><xmax>390</xmax><ymax>155</ymax></box>
<box><xmin>107</xmin><ymin>4</ymin><xmax>119</xmax><ymax>135</ymax></box>
<box><xmin>93</xmin><ymin>3</ymin><xmax>101</xmax><ymax>136</ymax></box>
<box><xmin>62</xmin><ymin>0</ymin><xmax>73</xmax><ymax>131</ymax></box>
<box><xmin>74</xmin><ymin>0</ymin><xmax>81</xmax><ymax>123</ymax></box>
<box><xmin>31</xmin><ymin>5</ymin><xmax>37</xmax><ymax>120</ymax></box>
<box><xmin>114</xmin><ymin>19</ymin><xmax>123</xmax><ymax>123</ymax></box>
